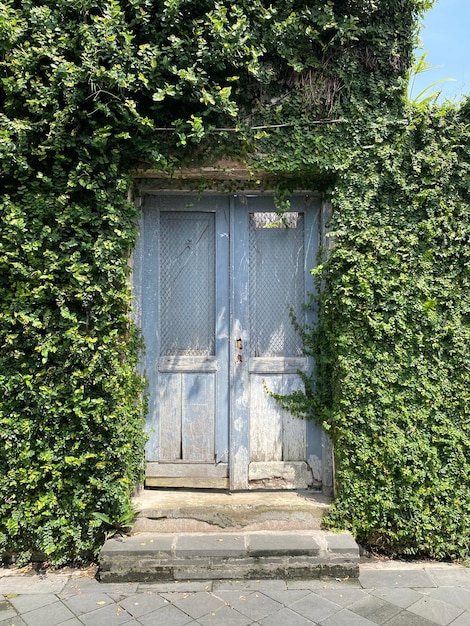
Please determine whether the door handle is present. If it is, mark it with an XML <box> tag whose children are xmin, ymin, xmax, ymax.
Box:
<box><xmin>236</xmin><ymin>338</ymin><xmax>243</xmax><ymax>363</ymax></box>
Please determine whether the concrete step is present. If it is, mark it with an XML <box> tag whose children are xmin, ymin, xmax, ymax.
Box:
<box><xmin>99</xmin><ymin>530</ymin><xmax>360</xmax><ymax>583</ymax></box>
<box><xmin>131</xmin><ymin>489</ymin><xmax>331</xmax><ymax>533</ymax></box>
<box><xmin>99</xmin><ymin>490</ymin><xmax>359</xmax><ymax>582</ymax></box>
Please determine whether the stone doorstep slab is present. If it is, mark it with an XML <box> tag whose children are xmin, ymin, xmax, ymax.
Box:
<box><xmin>132</xmin><ymin>489</ymin><xmax>331</xmax><ymax>533</ymax></box>
<box><xmin>99</xmin><ymin>531</ymin><xmax>359</xmax><ymax>583</ymax></box>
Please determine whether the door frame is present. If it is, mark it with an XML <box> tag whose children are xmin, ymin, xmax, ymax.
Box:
<box><xmin>132</xmin><ymin>185</ymin><xmax>334</xmax><ymax>494</ymax></box>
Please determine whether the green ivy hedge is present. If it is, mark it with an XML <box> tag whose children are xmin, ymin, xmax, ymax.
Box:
<box><xmin>319</xmin><ymin>104</ymin><xmax>470</xmax><ymax>559</ymax></box>
<box><xmin>3</xmin><ymin>0</ymin><xmax>469</xmax><ymax>563</ymax></box>
<box><xmin>0</xmin><ymin>173</ymin><xmax>147</xmax><ymax>563</ymax></box>
<box><xmin>277</xmin><ymin>102</ymin><xmax>470</xmax><ymax>560</ymax></box>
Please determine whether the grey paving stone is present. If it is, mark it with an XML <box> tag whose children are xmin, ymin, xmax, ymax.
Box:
<box><xmin>162</xmin><ymin>592</ymin><xmax>226</xmax><ymax>619</ymax></box>
<box><xmin>359</xmin><ymin>569</ymin><xmax>436</xmax><ymax>589</ymax></box>
<box><xmin>287</xmin><ymin>580</ymin><xmax>362</xmax><ymax>591</ymax></box>
<box><xmin>118</xmin><ymin>591</ymin><xmax>169</xmax><ymax>617</ymax></box>
<box><xmin>313</xmin><ymin>587</ymin><xmax>368</xmax><ymax>607</ymax></box>
<box><xmin>0</xmin><ymin>577</ymin><xmax>68</xmax><ymax>595</ymax></box>
<box><xmin>0</xmin><ymin>599</ymin><xmax>14</xmax><ymax>611</ymax></box>
<box><xmin>138</xmin><ymin>581</ymin><xmax>211</xmax><ymax>593</ymax></box>
<box><xmin>289</xmin><ymin>593</ymin><xmax>342</xmax><ymax>623</ymax></box>
<box><xmin>61</xmin><ymin>590</ymin><xmax>114</xmax><ymax>615</ymax></box>
<box><xmin>196</xmin><ymin>604</ymin><xmax>252</xmax><ymax>626</ymax></box>
<box><xmin>348</xmin><ymin>595</ymin><xmax>402</xmax><ymax>624</ymax></box>
<box><xmin>213</xmin><ymin>579</ymin><xmax>287</xmax><ymax>591</ymax></box>
<box><xmin>60</xmin><ymin>577</ymin><xmax>102</xmax><ymax>596</ymax></box>
<box><xmin>0</xmin><ymin>604</ymin><xmax>16</xmax><ymax>623</ymax></box>
<box><xmin>0</xmin><ymin>617</ymin><xmax>27</xmax><ymax>626</ymax></box>
<box><xmin>257</xmin><ymin>588</ymin><xmax>312</xmax><ymax>606</ymax></box>
<box><xmin>104</xmin><ymin>591</ymin><xmax>135</xmax><ymax>603</ymax></box>
<box><xmin>369</xmin><ymin>587</ymin><xmax>425</xmax><ymax>609</ymax></box>
<box><xmin>380</xmin><ymin>610</ymin><xmax>437</xmax><ymax>626</ymax></box>
<box><xmin>447</xmin><ymin>611</ymin><xmax>470</xmax><ymax>625</ymax></box>
<box><xmin>319</xmin><ymin>608</ymin><xmax>377</xmax><ymax>625</ymax></box>
<box><xmin>9</xmin><ymin>593</ymin><xmax>60</xmax><ymax>614</ymax></box>
<box><xmin>408</xmin><ymin>587</ymin><xmax>435</xmax><ymax>596</ymax></box>
<box><xmin>407</xmin><ymin>595</ymin><xmax>463</xmax><ymax>625</ymax></box>
<box><xmin>175</xmin><ymin>535</ymin><xmax>246</xmax><ymax>557</ymax></box>
<box><xmin>21</xmin><ymin>601</ymin><xmax>75</xmax><ymax>626</ymax></box>
<box><xmin>247</xmin><ymin>534</ymin><xmax>320</xmax><ymax>556</ymax></box>
<box><xmin>429</xmin><ymin>586</ymin><xmax>470</xmax><ymax>611</ymax></box>
<box><xmin>7</xmin><ymin>564</ymin><xmax>470</xmax><ymax>626</ymax></box>
<box><xmin>426</xmin><ymin>567</ymin><xmax>470</xmax><ymax>589</ymax></box>
<box><xmin>79</xmin><ymin>602</ymin><xmax>135</xmax><ymax>625</ymax></box>
<box><xmin>259</xmin><ymin>606</ymin><xmax>316</xmax><ymax>625</ymax></box>
<box><xmin>0</xmin><ymin>614</ymin><xmax>16</xmax><ymax>626</ymax></box>
<box><xmin>101</xmin><ymin>535</ymin><xmax>174</xmax><ymax>555</ymax></box>
<box><xmin>213</xmin><ymin>590</ymin><xmax>283</xmax><ymax>621</ymax></box>
<box><xmin>137</xmin><ymin>603</ymin><xmax>194</xmax><ymax>625</ymax></box>
<box><xmin>325</xmin><ymin>534</ymin><xmax>360</xmax><ymax>555</ymax></box>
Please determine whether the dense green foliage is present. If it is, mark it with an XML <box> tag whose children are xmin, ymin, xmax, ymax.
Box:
<box><xmin>280</xmin><ymin>103</ymin><xmax>470</xmax><ymax>559</ymax></box>
<box><xmin>1</xmin><ymin>0</ymin><xmax>469</xmax><ymax>563</ymax></box>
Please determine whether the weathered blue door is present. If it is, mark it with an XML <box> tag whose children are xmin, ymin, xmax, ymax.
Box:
<box><xmin>134</xmin><ymin>192</ymin><xmax>331</xmax><ymax>490</ymax></box>
<box><xmin>134</xmin><ymin>195</ymin><xmax>230</xmax><ymax>488</ymax></box>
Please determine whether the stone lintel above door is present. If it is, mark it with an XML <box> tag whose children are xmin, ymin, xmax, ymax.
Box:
<box><xmin>133</xmin><ymin>159</ymin><xmax>253</xmax><ymax>182</ymax></box>
<box><xmin>132</xmin><ymin>159</ymin><xmax>323</xmax><ymax>196</ymax></box>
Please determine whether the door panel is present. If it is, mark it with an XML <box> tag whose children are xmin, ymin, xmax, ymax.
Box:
<box><xmin>247</xmin><ymin>205</ymin><xmax>308</xmax><ymax>479</ymax></box>
<box><xmin>249</xmin><ymin>374</ymin><xmax>283</xmax><ymax>462</ymax></box>
<box><xmin>181</xmin><ymin>373</ymin><xmax>215</xmax><ymax>461</ymax></box>
<box><xmin>160</xmin><ymin>212</ymin><xmax>215</xmax><ymax>356</ymax></box>
<box><xmin>232</xmin><ymin>195</ymin><xmax>322</xmax><ymax>490</ymax></box>
<box><xmin>248</xmin><ymin>210</ymin><xmax>305</xmax><ymax>359</ymax></box>
<box><xmin>158</xmin><ymin>210</ymin><xmax>217</xmax><ymax>465</ymax></box>
<box><xmin>158</xmin><ymin>372</ymin><xmax>182</xmax><ymax>459</ymax></box>
<box><xmin>249</xmin><ymin>373</ymin><xmax>306</xmax><ymax>462</ymax></box>
<box><xmin>138</xmin><ymin>195</ymin><xmax>229</xmax><ymax>488</ymax></box>
<box><xmin>157</xmin><ymin>370</ymin><xmax>215</xmax><ymax>462</ymax></box>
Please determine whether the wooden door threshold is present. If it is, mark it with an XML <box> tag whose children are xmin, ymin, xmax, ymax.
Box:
<box><xmin>145</xmin><ymin>462</ymin><xmax>229</xmax><ymax>489</ymax></box>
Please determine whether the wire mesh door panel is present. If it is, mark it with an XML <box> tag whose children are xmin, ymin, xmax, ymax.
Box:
<box><xmin>160</xmin><ymin>212</ymin><xmax>215</xmax><ymax>357</ymax></box>
<box><xmin>249</xmin><ymin>211</ymin><xmax>305</xmax><ymax>358</ymax></box>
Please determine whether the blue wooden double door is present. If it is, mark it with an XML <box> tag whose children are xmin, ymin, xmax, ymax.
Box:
<box><xmin>135</xmin><ymin>193</ymin><xmax>328</xmax><ymax>490</ymax></box>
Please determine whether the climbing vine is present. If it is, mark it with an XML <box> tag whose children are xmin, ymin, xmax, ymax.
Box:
<box><xmin>2</xmin><ymin>0</ymin><xmax>469</xmax><ymax>563</ymax></box>
<box><xmin>276</xmin><ymin>102</ymin><xmax>470</xmax><ymax>559</ymax></box>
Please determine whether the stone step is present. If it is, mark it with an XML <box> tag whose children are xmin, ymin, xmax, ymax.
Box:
<box><xmin>131</xmin><ymin>489</ymin><xmax>331</xmax><ymax>533</ymax></box>
<box><xmin>99</xmin><ymin>489</ymin><xmax>359</xmax><ymax>582</ymax></box>
<box><xmin>99</xmin><ymin>530</ymin><xmax>360</xmax><ymax>583</ymax></box>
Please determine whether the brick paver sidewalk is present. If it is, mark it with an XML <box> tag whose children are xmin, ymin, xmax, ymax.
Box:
<box><xmin>1</xmin><ymin>560</ymin><xmax>470</xmax><ymax>625</ymax></box>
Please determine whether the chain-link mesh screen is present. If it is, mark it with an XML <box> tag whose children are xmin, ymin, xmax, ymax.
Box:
<box><xmin>160</xmin><ymin>212</ymin><xmax>215</xmax><ymax>356</ymax></box>
<box><xmin>250</xmin><ymin>212</ymin><xmax>301</xmax><ymax>229</ymax></box>
<box><xmin>249</xmin><ymin>212</ymin><xmax>304</xmax><ymax>357</ymax></box>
